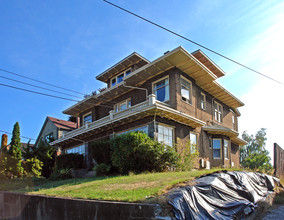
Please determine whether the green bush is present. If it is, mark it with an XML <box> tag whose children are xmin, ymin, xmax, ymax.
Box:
<box><xmin>94</xmin><ymin>163</ymin><xmax>111</xmax><ymax>176</ymax></box>
<box><xmin>111</xmin><ymin>132</ymin><xmax>179</xmax><ymax>174</ymax></box>
<box><xmin>23</xmin><ymin>158</ymin><xmax>43</xmax><ymax>177</ymax></box>
<box><xmin>90</xmin><ymin>140</ymin><xmax>111</xmax><ymax>165</ymax></box>
<box><xmin>56</xmin><ymin>153</ymin><xmax>84</xmax><ymax>169</ymax></box>
<box><xmin>49</xmin><ymin>168</ymin><xmax>72</xmax><ymax>180</ymax></box>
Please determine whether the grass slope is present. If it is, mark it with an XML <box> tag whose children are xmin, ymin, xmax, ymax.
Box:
<box><xmin>26</xmin><ymin>168</ymin><xmax>226</xmax><ymax>202</ymax></box>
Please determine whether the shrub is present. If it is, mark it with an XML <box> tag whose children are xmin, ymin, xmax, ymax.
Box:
<box><xmin>111</xmin><ymin>132</ymin><xmax>179</xmax><ymax>174</ymax></box>
<box><xmin>49</xmin><ymin>168</ymin><xmax>72</xmax><ymax>180</ymax></box>
<box><xmin>23</xmin><ymin>158</ymin><xmax>43</xmax><ymax>177</ymax></box>
<box><xmin>56</xmin><ymin>153</ymin><xmax>84</xmax><ymax>169</ymax></box>
<box><xmin>94</xmin><ymin>163</ymin><xmax>111</xmax><ymax>176</ymax></box>
<box><xmin>90</xmin><ymin>140</ymin><xmax>111</xmax><ymax>165</ymax></box>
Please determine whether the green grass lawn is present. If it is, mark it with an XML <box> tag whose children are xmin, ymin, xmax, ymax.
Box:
<box><xmin>1</xmin><ymin>168</ymin><xmax>239</xmax><ymax>202</ymax></box>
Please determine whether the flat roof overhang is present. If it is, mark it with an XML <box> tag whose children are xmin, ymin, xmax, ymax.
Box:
<box><xmin>191</xmin><ymin>50</ymin><xmax>225</xmax><ymax>78</ymax></box>
<box><xmin>96</xmin><ymin>52</ymin><xmax>149</xmax><ymax>83</ymax></box>
<box><xmin>64</xmin><ymin>46</ymin><xmax>244</xmax><ymax>116</ymax></box>
<box><xmin>202</xmin><ymin>125</ymin><xmax>247</xmax><ymax>146</ymax></box>
<box><xmin>53</xmin><ymin>102</ymin><xmax>206</xmax><ymax>148</ymax></box>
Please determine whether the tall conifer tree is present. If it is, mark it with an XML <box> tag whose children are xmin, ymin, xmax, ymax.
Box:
<box><xmin>9</xmin><ymin>122</ymin><xmax>22</xmax><ymax>159</ymax></box>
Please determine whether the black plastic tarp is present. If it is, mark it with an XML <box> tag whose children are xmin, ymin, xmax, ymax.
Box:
<box><xmin>168</xmin><ymin>171</ymin><xmax>281</xmax><ymax>220</ymax></box>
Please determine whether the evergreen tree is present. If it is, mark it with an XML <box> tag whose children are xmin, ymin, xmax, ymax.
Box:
<box><xmin>8</xmin><ymin>122</ymin><xmax>22</xmax><ymax>159</ymax></box>
<box><xmin>1</xmin><ymin>134</ymin><xmax>8</xmax><ymax>155</ymax></box>
<box><xmin>7</xmin><ymin>122</ymin><xmax>23</xmax><ymax>177</ymax></box>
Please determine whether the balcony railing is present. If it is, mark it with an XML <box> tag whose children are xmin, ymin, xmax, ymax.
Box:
<box><xmin>60</xmin><ymin>94</ymin><xmax>157</xmax><ymax>141</ymax></box>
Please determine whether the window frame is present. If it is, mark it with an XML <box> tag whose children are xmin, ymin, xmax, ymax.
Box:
<box><xmin>66</xmin><ymin>144</ymin><xmax>86</xmax><ymax>155</ymax></box>
<box><xmin>201</xmin><ymin>92</ymin><xmax>206</xmax><ymax>110</ymax></box>
<box><xmin>224</xmin><ymin>139</ymin><xmax>230</xmax><ymax>159</ymax></box>
<box><xmin>152</xmin><ymin>76</ymin><xmax>170</xmax><ymax>102</ymax></box>
<box><xmin>110</xmin><ymin>68</ymin><xmax>132</xmax><ymax>87</ymax></box>
<box><xmin>157</xmin><ymin>123</ymin><xmax>174</xmax><ymax>147</ymax></box>
<box><xmin>83</xmin><ymin>112</ymin><xmax>92</xmax><ymax>125</ymax></box>
<box><xmin>180</xmin><ymin>76</ymin><xmax>192</xmax><ymax>104</ymax></box>
<box><xmin>212</xmin><ymin>138</ymin><xmax>222</xmax><ymax>159</ymax></box>
<box><xmin>114</xmin><ymin>98</ymin><xmax>131</xmax><ymax>112</ymax></box>
<box><xmin>189</xmin><ymin>132</ymin><xmax>198</xmax><ymax>154</ymax></box>
<box><xmin>214</xmin><ymin>101</ymin><xmax>223</xmax><ymax>122</ymax></box>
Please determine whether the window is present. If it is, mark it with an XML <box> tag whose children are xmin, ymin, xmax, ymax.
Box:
<box><xmin>224</xmin><ymin>140</ymin><xmax>229</xmax><ymax>159</ymax></box>
<box><xmin>118</xmin><ymin>125</ymin><xmax>148</xmax><ymax>135</ymax></box>
<box><xmin>83</xmin><ymin>112</ymin><xmax>92</xmax><ymax>125</ymax></box>
<box><xmin>45</xmin><ymin>132</ymin><xmax>53</xmax><ymax>143</ymax></box>
<box><xmin>214</xmin><ymin>101</ymin><xmax>223</xmax><ymax>122</ymax></box>
<box><xmin>110</xmin><ymin>68</ymin><xmax>132</xmax><ymax>87</ymax></box>
<box><xmin>66</xmin><ymin>145</ymin><xmax>85</xmax><ymax>155</ymax></box>
<box><xmin>213</xmin><ymin>139</ymin><xmax>221</xmax><ymax>159</ymax></box>
<box><xmin>153</xmin><ymin>77</ymin><xmax>169</xmax><ymax>102</ymax></box>
<box><xmin>114</xmin><ymin>99</ymin><xmax>131</xmax><ymax>112</ymax></box>
<box><xmin>157</xmin><ymin>124</ymin><xmax>173</xmax><ymax>146</ymax></box>
<box><xmin>180</xmin><ymin>76</ymin><xmax>192</xmax><ymax>104</ymax></box>
<box><xmin>190</xmin><ymin>132</ymin><xmax>197</xmax><ymax>154</ymax></box>
<box><xmin>201</xmin><ymin>92</ymin><xmax>206</xmax><ymax>110</ymax></box>
<box><xmin>232</xmin><ymin>115</ymin><xmax>235</xmax><ymax>130</ymax></box>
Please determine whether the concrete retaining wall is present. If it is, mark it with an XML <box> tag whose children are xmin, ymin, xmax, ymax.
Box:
<box><xmin>0</xmin><ymin>191</ymin><xmax>169</xmax><ymax>220</ymax></box>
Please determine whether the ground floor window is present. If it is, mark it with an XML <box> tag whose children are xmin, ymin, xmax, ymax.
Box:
<box><xmin>212</xmin><ymin>139</ymin><xmax>221</xmax><ymax>159</ymax></box>
<box><xmin>157</xmin><ymin>124</ymin><xmax>173</xmax><ymax>147</ymax></box>
<box><xmin>118</xmin><ymin>125</ymin><xmax>148</xmax><ymax>135</ymax></box>
<box><xmin>66</xmin><ymin>144</ymin><xmax>85</xmax><ymax>155</ymax></box>
<box><xmin>224</xmin><ymin>139</ymin><xmax>230</xmax><ymax>159</ymax></box>
<box><xmin>190</xmin><ymin>132</ymin><xmax>197</xmax><ymax>154</ymax></box>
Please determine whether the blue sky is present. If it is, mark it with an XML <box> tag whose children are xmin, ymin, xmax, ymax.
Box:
<box><xmin>0</xmin><ymin>0</ymin><xmax>283</xmax><ymax>158</ymax></box>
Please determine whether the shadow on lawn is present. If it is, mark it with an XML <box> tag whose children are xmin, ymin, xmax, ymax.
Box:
<box><xmin>1</xmin><ymin>176</ymin><xmax>117</xmax><ymax>193</ymax></box>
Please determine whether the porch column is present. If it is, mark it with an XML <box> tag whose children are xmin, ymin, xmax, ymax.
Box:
<box><xmin>149</xmin><ymin>94</ymin><xmax>156</xmax><ymax>105</ymax></box>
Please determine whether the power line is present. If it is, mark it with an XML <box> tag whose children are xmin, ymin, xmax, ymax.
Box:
<box><xmin>0</xmin><ymin>75</ymin><xmax>82</xmax><ymax>99</ymax></box>
<box><xmin>0</xmin><ymin>130</ymin><xmax>36</xmax><ymax>140</ymax></box>
<box><xmin>0</xmin><ymin>82</ymin><xmax>80</xmax><ymax>102</ymax></box>
<box><xmin>0</xmin><ymin>68</ymin><xmax>87</xmax><ymax>95</ymax></box>
<box><xmin>103</xmin><ymin>0</ymin><xmax>284</xmax><ymax>86</ymax></box>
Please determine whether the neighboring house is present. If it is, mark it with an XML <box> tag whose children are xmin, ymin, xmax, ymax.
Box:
<box><xmin>35</xmin><ymin>117</ymin><xmax>78</xmax><ymax>148</ymax></box>
<box><xmin>50</xmin><ymin>46</ymin><xmax>247</xmax><ymax>168</ymax></box>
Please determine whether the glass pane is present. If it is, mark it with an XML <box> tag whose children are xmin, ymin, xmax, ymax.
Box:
<box><xmin>111</xmin><ymin>78</ymin><xmax>116</xmax><ymax>87</ymax></box>
<box><xmin>125</xmin><ymin>70</ymin><xmax>131</xmax><ymax>75</ymax></box>
<box><xmin>213</xmin><ymin>139</ymin><xmax>221</xmax><ymax>149</ymax></box>
<box><xmin>224</xmin><ymin>147</ymin><xmax>228</xmax><ymax>159</ymax></box>
<box><xmin>120</xmin><ymin>103</ymin><xmax>126</xmax><ymax>111</ymax></box>
<box><xmin>154</xmin><ymin>79</ymin><xmax>166</xmax><ymax>90</ymax></box>
<box><xmin>181</xmin><ymin>86</ymin><xmax>190</xmax><ymax>100</ymax></box>
<box><xmin>156</xmin><ymin>87</ymin><xmax>166</xmax><ymax>101</ymax></box>
<box><xmin>84</xmin><ymin>113</ymin><xmax>92</xmax><ymax>123</ymax></box>
<box><xmin>213</xmin><ymin>149</ymin><xmax>220</xmax><ymax>158</ymax></box>
<box><xmin>117</xmin><ymin>74</ymin><xmax>124</xmax><ymax>83</ymax></box>
<box><xmin>181</xmin><ymin>78</ymin><xmax>190</xmax><ymax>88</ymax></box>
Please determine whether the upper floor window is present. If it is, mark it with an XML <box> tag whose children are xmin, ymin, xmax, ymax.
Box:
<box><xmin>214</xmin><ymin>101</ymin><xmax>223</xmax><ymax>122</ymax></box>
<box><xmin>114</xmin><ymin>98</ymin><xmax>131</xmax><ymax>112</ymax></box>
<box><xmin>45</xmin><ymin>132</ymin><xmax>54</xmax><ymax>143</ymax></box>
<box><xmin>153</xmin><ymin>76</ymin><xmax>169</xmax><ymax>102</ymax></box>
<box><xmin>212</xmin><ymin>138</ymin><xmax>221</xmax><ymax>159</ymax></box>
<box><xmin>232</xmin><ymin>114</ymin><xmax>236</xmax><ymax>130</ymax></box>
<box><xmin>157</xmin><ymin>124</ymin><xmax>173</xmax><ymax>147</ymax></box>
<box><xmin>181</xmin><ymin>76</ymin><xmax>192</xmax><ymax>104</ymax></box>
<box><xmin>201</xmin><ymin>92</ymin><xmax>206</xmax><ymax>110</ymax></box>
<box><xmin>190</xmin><ymin>132</ymin><xmax>197</xmax><ymax>154</ymax></box>
<box><xmin>83</xmin><ymin>112</ymin><xmax>92</xmax><ymax>125</ymax></box>
<box><xmin>110</xmin><ymin>68</ymin><xmax>132</xmax><ymax>87</ymax></box>
<box><xmin>224</xmin><ymin>139</ymin><xmax>230</xmax><ymax>159</ymax></box>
